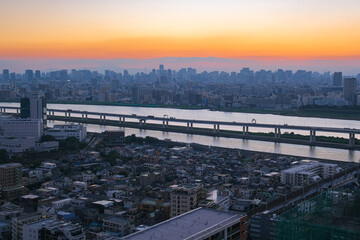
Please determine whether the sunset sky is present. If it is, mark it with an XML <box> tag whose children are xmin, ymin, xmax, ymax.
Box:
<box><xmin>1</xmin><ymin>0</ymin><xmax>360</xmax><ymax>72</ymax></box>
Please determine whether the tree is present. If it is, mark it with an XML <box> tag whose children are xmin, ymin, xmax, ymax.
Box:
<box><xmin>40</xmin><ymin>135</ymin><xmax>57</xmax><ymax>142</ymax></box>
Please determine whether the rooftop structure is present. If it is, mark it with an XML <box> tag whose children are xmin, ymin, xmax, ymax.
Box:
<box><xmin>122</xmin><ymin>208</ymin><xmax>247</xmax><ymax>240</ymax></box>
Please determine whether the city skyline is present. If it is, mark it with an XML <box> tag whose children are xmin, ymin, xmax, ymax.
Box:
<box><xmin>1</xmin><ymin>0</ymin><xmax>360</xmax><ymax>72</ymax></box>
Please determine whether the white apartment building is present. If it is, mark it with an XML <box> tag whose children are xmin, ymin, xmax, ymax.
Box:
<box><xmin>23</xmin><ymin>219</ymin><xmax>85</xmax><ymax>240</ymax></box>
<box><xmin>0</xmin><ymin>117</ymin><xmax>42</xmax><ymax>141</ymax></box>
<box><xmin>281</xmin><ymin>161</ymin><xmax>341</xmax><ymax>187</ymax></box>
<box><xmin>45</xmin><ymin>124</ymin><xmax>87</xmax><ymax>141</ymax></box>
<box><xmin>0</xmin><ymin>136</ymin><xmax>36</xmax><ymax>153</ymax></box>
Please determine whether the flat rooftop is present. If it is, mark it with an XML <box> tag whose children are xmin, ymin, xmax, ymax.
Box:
<box><xmin>122</xmin><ymin>208</ymin><xmax>244</xmax><ymax>240</ymax></box>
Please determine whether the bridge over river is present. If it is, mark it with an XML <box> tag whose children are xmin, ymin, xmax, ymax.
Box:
<box><xmin>1</xmin><ymin>106</ymin><xmax>358</xmax><ymax>149</ymax></box>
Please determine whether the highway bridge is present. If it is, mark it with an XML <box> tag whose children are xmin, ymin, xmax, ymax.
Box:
<box><xmin>0</xmin><ymin>106</ymin><xmax>359</xmax><ymax>147</ymax></box>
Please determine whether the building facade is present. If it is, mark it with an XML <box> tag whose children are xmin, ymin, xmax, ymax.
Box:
<box><xmin>170</xmin><ymin>184</ymin><xmax>204</xmax><ymax>217</ymax></box>
<box><xmin>281</xmin><ymin>161</ymin><xmax>340</xmax><ymax>187</ymax></box>
<box><xmin>45</xmin><ymin>124</ymin><xmax>87</xmax><ymax>141</ymax></box>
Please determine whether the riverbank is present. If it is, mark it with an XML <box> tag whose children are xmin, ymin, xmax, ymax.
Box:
<box><xmin>2</xmin><ymin>100</ymin><xmax>360</xmax><ymax>121</ymax></box>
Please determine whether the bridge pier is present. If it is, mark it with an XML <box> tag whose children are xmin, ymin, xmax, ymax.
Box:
<box><xmin>242</xmin><ymin>126</ymin><xmax>249</xmax><ymax>135</ymax></box>
<box><xmin>140</xmin><ymin>119</ymin><xmax>146</xmax><ymax>127</ymax></box>
<box><xmin>310</xmin><ymin>130</ymin><xmax>316</xmax><ymax>143</ymax></box>
<box><xmin>190</xmin><ymin>122</ymin><xmax>193</xmax><ymax>129</ymax></box>
<box><xmin>349</xmin><ymin>133</ymin><xmax>356</xmax><ymax>147</ymax></box>
<box><xmin>187</xmin><ymin>122</ymin><xmax>190</xmax><ymax>130</ymax></box>
<box><xmin>275</xmin><ymin>128</ymin><xmax>281</xmax><ymax>139</ymax></box>
<box><xmin>16</xmin><ymin>109</ymin><xmax>19</xmax><ymax>114</ymax></box>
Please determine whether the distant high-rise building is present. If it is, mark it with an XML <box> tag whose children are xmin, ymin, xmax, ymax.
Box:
<box><xmin>159</xmin><ymin>64</ymin><xmax>165</xmax><ymax>76</ymax></box>
<box><xmin>10</xmin><ymin>72</ymin><xmax>16</xmax><ymax>81</ymax></box>
<box><xmin>59</xmin><ymin>69</ymin><xmax>68</xmax><ymax>81</ymax></box>
<box><xmin>333</xmin><ymin>72</ymin><xmax>342</xmax><ymax>86</ymax></box>
<box><xmin>35</xmin><ymin>70</ymin><xmax>41</xmax><ymax>79</ymax></box>
<box><xmin>343</xmin><ymin>78</ymin><xmax>358</xmax><ymax>105</ymax></box>
<box><xmin>2</xmin><ymin>69</ymin><xmax>9</xmax><ymax>81</ymax></box>
<box><xmin>24</xmin><ymin>70</ymin><xmax>33</xmax><ymax>82</ymax></box>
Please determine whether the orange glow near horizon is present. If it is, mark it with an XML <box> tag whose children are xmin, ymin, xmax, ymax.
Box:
<box><xmin>1</xmin><ymin>0</ymin><xmax>360</xmax><ymax>60</ymax></box>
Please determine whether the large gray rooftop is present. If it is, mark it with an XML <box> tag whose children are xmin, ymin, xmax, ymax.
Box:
<box><xmin>122</xmin><ymin>208</ymin><xmax>244</xmax><ymax>240</ymax></box>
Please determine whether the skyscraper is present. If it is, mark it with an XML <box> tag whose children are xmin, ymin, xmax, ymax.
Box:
<box><xmin>333</xmin><ymin>72</ymin><xmax>342</xmax><ymax>86</ymax></box>
<box><xmin>25</xmin><ymin>70</ymin><xmax>33</xmax><ymax>82</ymax></box>
<box><xmin>35</xmin><ymin>70</ymin><xmax>41</xmax><ymax>79</ymax></box>
<box><xmin>2</xmin><ymin>69</ymin><xmax>9</xmax><ymax>81</ymax></box>
<box><xmin>343</xmin><ymin>78</ymin><xmax>358</xmax><ymax>106</ymax></box>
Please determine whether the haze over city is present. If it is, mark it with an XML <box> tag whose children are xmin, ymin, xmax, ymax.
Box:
<box><xmin>1</xmin><ymin>0</ymin><xmax>360</xmax><ymax>73</ymax></box>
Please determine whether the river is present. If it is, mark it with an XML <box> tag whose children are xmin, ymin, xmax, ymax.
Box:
<box><xmin>1</xmin><ymin>102</ymin><xmax>359</xmax><ymax>162</ymax></box>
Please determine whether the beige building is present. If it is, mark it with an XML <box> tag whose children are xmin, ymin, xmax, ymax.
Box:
<box><xmin>0</xmin><ymin>163</ymin><xmax>26</xmax><ymax>200</ymax></box>
<box><xmin>170</xmin><ymin>184</ymin><xmax>204</xmax><ymax>217</ymax></box>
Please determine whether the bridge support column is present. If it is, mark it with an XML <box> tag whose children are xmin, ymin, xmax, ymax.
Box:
<box><xmin>243</xmin><ymin>126</ymin><xmax>249</xmax><ymax>135</ymax></box>
<box><xmin>85</xmin><ymin>114</ymin><xmax>88</xmax><ymax>119</ymax></box>
<box><xmin>187</xmin><ymin>122</ymin><xmax>190</xmax><ymax>130</ymax></box>
<box><xmin>213</xmin><ymin>124</ymin><xmax>217</xmax><ymax>133</ymax></box>
<box><xmin>190</xmin><ymin>123</ymin><xmax>193</xmax><ymax>129</ymax></box>
<box><xmin>2</xmin><ymin>108</ymin><xmax>5</xmax><ymax>113</ymax></box>
<box><xmin>82</xmin><ymin>114</ymin><xmax>84</xmax><ymax>120</ymax></box>
<box><xmin>16</xmin><ymin>109</ymin><xmax>19</xmax><ymax>114</ymax></box>
<box><xmin>103</xmin><ymin>115</ymin><xmax>106</xmax><ymax>121</ymax></box>
<box><xmin>162</xmin><ymin>121</ymin><xmax>165</xmax><ymax>128</ymax></box>
<box><xmin>349</xmin><ymin>133</ymin><xmax>356</xmax><ymax>147</ymax></box>
<box><xmin>275</xmin><ymin>128</ymin><xmax>281</xmax><ymax>139</ymax></box>
<box><xmin>217</xmin><ymin>124</ymin><xmax>220</xmax><ymax>132</ymax></box>
<box><xmin>310</xmin><ymin>130</ymin><xmax>316</xmax><ymax>143</ymax></box>
<box><xmin>166</xmin><ymin>121</ymin><xmax>169</xmax><ymax>128</ymax></box>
